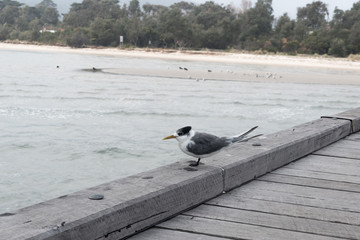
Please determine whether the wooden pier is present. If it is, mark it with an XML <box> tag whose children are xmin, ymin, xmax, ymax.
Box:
<box><xmin>1</xmin><ymin>108</ymin><xmax>359</xmax><ymax>240</ymax></box>
<box><xmin>130</xmin><ymin>130</ymin><xmax>360</xmax><ymax>240</ymax></box>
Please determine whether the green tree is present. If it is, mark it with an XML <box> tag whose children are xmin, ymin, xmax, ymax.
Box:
<box><xmin>328</xmin><ymin>38</ymin><xmax>346</xmax><ymax>57</ymax></box>
<box><xmin>275</xmin><ymin>13</ymin><xmax>295</xmax><ymax>39</ymax></box>
<box><xmin>190</xmin><ymin>2</ymin><xmax>235</xmax><ymax>49</ymax></box>
<box><xmin>246</xmin><ymin>0</ymin><xmax>274</xmax><ymax>37</ymax></box>
<box><xmin>302</xmin><ymin>30</ymin><xmax>330</xmax><ymax>54</ymax></box>
<box><xmin>90</xmin><ymin>17</ymin><xmax>116</xmax><ymax>46</ymax></box>
<box><xmin>0</xmin><ymin>4</ymin><xmax>20</xmax><ymax>24</ymax></box>
<box><xmin>157</xmin><ymin>7</ymin><xmax>190</xmax><ymax>48</ymax></box>
<box><xmin>40</xmin><ymin>7</ymin><xmax>59</xmax><ymax>25</ymax></box>
<box><xmin>297</xmin><ymin>1</ymin><xmax>328</xmax><ymax>31</ymax></box>
<box><xmin>348</xmin><ymin>22</ymin><xmax>360</xmax><ymax>53</ymax></box>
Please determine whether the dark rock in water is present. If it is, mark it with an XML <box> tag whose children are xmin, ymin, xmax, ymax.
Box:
<box><xmin>82</xmin><ymin>68</ymin><xmax>102</xmax><ymax>72</ymax></box>
<box><xmin>0</xmin><ymin>213</ymin><xmax>15</xmax><ymax>217</ymax></box>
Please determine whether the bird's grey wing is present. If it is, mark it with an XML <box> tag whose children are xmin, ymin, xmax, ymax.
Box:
<box><xmin>187</xmin><ymin>132</ymin><xmax>229</xmax><ymax>155</ymax></box>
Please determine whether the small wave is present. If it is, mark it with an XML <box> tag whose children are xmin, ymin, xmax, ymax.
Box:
<box><xmin>270</xmin><ymin>98</ymin><xmax>305</xmax><ymax>103</ymax></box>
<box><xmin>95</xmin><ymin>147</ymin><xmax>124</xmax><ymax>154</ymax></box>
<box><xmin>24</xmin><ymin>84</ymin><xmax>49</xmax><ymax>88</ymax></box>
<box><xmin>95</xmin><ymin>147</ymin><xmax>142</xmax><ymax>157</ymax></box>
<box><xmin>12</xmin><ymin>144</ymin><xmax>34</xmax><ymax>149</ymax></box>
<box><xmin>243</xmin><ymin>102</ymin><xmax>287</xmax><ymax>108</ymax></box>
<box><xmin>318</xmin><ymin>100</ymin><xmax>356</xmax><ymax>105</ymax></box>
<box><xmin>123</xmin><ymin>98</ymin><xmax>155</xmax><ymax>102</ymax></box>
<box><xmin>102</xmin><ymin>110</ymin><xmax>195</xmax><ymax>118</ymax></box>
<box><xmin>212</xmin><ymin>101</ymin><xmax>245</xmax><ymax>105</ymax></box>
<box><xmin>56</xmin><ymin>96</ymin><xmax>112</xmax><ymax>101</ymax></box>
<box><xmin>310</xmin><ymin>105</ymin><xmax>345</xmax><ymax>110</ymax></box>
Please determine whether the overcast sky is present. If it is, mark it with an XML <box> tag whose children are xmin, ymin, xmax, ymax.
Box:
<box><xmin>22</xmin><ymin>0</ymin><xmax>359</xmax><ymax>19</ymax></box>
<box><xmin>195</xmin><ymin>0</ymin><xmax>359</xmax><ymax>19</ymax></box>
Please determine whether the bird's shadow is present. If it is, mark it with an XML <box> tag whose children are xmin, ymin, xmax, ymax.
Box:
<box><xmin>187</xmin><ymin>160</ymin><xmax>205</xmax><ymax>166</ymax></box>
<box><xmin>183</xmin><ymin>167</ymin><xmax>198</xmax><ymax>171</ymax></box>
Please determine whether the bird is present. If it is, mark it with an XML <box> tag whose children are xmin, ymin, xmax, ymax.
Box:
<box><xmin>163</xmin><ymin>126</ymin><xmax>261</xmax><ymax>167</ymax></box>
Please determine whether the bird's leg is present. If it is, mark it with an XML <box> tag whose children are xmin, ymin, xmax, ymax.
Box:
<box><xmin>189</xmin><ymin>158</ymin><xmax>201</xmax><ymax>167</ymax></box>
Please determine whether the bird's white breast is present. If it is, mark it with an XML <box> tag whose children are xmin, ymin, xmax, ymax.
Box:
<box><xmin>177</xmin><ymin>130</ymin><xmax>197</xmax><ymax>157</ymax></box>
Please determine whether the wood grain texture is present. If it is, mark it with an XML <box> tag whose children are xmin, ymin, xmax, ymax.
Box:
<box><xmin>157</xmin><ymin>215</ymin><xmax>345</xmax><ymax>240</ymax></box>
<box><xmin>0</xmin><ymin>163</ymin><xmax>223</xmax><ymax>240</ymax></box>
<box><xmin>283</xmin><ymin>154</ymin><xmax>360</xmax><ymax>176</ymax></box>
<box><xmin>206</xmin><ymin>195</ymin><xmax>360</xmax><ymax>226</ymax></box>
<box><xmin>314</xmin><ymin>139</ymin><xmax>360</xmax><ymax>160</ymax></box>
<box><xmin>273</xmin><ymin>167</ymin><xmax>360</xmax><ymax>184</ymax></box>
<box><xmin>259</xmin><ymin>173</ymin><xmax>360</xmax><ymax>193</ymax></box>
<box><xmin>129</xmin><ymin>228</ymin><xmax>229</xmax><ymax>240</ymax></box>
<box><xmin>228</xmin><ymin>180</ymin><xmax>360</xmax><ymax>212</ymax></box>
<box><xmin>183</xmin><ymin>204</ymin><xmax>360</xmax><ymax>239</ymax></box>
<box><xmin>3</xmin><ymin>108</ymin><xmax>360</xmax><ymax>240</ymax></box>
<box><xmin>128</xmin><ymin>109</ymin><xmax>360</xmax><ymax>240</ymax></box>
<box><xmin>323</xmin><ymin>107</ymin><xmax>360</xmax><ymax>132</ymax></box>
<box><xmin>206</xmin><ymin>118</ymin><xmax>351</xmax><ymax>191</ymax></box>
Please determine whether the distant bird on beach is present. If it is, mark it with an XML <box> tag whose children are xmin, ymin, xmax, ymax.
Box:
<box><xmin>179</xmin><ymin>67</ymin><xmax>183</xmax><ymax>70</ymax></box>
<box><xmin>208</xmin><ymin>70</ymin><xmax>212</xmax><ymax>72</ymax></box>
<box><xmin>184</xmin><ymin>67</ymin><xmax>188</xmax><ymax>71</ymax></box>
<box><xmin>163</xmin><ymin>126</ymin><xmax>261</xmax><ymax>166</ymax></box>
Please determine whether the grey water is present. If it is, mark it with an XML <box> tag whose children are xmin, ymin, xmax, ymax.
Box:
<box><xmin>1</xmin><ymin>49</ymin><xmax>359</xmax><ymax>213</ymax></box>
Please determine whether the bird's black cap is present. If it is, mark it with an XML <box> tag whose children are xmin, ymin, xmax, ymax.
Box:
<box><xmin>176</xmin><ymin>126</ymin><xmax>192</xmax><ymax>136</ymax></box>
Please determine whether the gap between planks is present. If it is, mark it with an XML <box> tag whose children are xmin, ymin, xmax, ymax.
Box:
<box><xmin>179</xmin><ymin>205</ymin><xmax>360</xmax><ymax>239</ymax></box>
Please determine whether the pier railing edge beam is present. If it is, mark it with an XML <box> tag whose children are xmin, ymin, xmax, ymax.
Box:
<box><xmin>0</xmin><ymin>108</ymin><xmax>358</xmax><ymax>240</ymax></box>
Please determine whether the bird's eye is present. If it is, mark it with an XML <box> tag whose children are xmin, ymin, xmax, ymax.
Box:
<box><xmin>178</xmin><ymin>132</ymin><xmax>183</xmax><ymax>136</ymax></box>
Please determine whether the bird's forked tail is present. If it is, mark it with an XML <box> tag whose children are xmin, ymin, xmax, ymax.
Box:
<box><xmin>228</xmin><ymin>126</ymin><xmax>262</xmax><ymax>143</ymax></box>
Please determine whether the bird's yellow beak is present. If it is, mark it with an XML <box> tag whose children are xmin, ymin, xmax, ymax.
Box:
<box><xmin>162</xmin><ymin>134</ymin><xmax>176</xmax><ymax>140</ymax></box>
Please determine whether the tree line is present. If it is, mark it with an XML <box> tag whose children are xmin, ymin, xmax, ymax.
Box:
<box><xmin>1</xmin><ymin>0</ymin><xmax>360</xmax><ymax>57</ymax></box>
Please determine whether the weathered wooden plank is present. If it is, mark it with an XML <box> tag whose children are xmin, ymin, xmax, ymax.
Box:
<box><xmin>259</xmin><ymin>173</ymin><xmax>360</xmax><ymax>193</ymax></box>
<box><xmin>314</xmin><ymin>140</ymin><xmax>360</xmax><ymax>160</ymax></box>
<box><xmin>283</xmin><ymin>155</ymin><xmax>360</xmax><ymax>176</ymax></box>
<box><xmin>129</xmin><ymin>228</ymin><xmax>228</xmax><ymax>240</ymax></box>
<box><xmin>346</xmin><ymin>132</ymin><xmax>360</xmax><ymax>141</ymax></box>
<box><xmin>227</xmin><ymin>181</ymin><xmax>360</xmax><ymax>212</ymax></box>
<box><xmin>0</xmin><ymin>163</ymin><xmax>223</xmax><ymax>240</ymax></box>
<box><xmin>183</xmin><ymin>204</ymin><xmax>360</xmax><ymax>239</ymax></box>
<box><xmin>158</xmin><ymin>215</ymin><xmax>344</xmax><ymax>240</ymax></box>
<box><xmin>323</xmin><ymin>107</ymin><xmax>360</xmax><ymax>132</ymax></box>
<box><xmin>273</xmin><ymin>167</ymin><xmax>360</xmax><ymax>184</ymax></box>
<box><xmin>206</xmin><ymin>195</ymin><xmax>360</xmax><ymax>226</ymax></box>
<box><xmin>206</xmin><ymin>118</ymin><xmax>351</xmax><ymax>191</ymax></box>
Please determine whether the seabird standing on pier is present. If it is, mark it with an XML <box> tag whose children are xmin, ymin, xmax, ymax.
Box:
<box><xmin>163</xmin><ymin>126</ymin><xmax>261</xmax><ymax>166</ymax></box>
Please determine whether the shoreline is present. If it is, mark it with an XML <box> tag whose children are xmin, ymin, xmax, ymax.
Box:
<box><xmin>1</xmin><ymin>42</ymin><xmax>360</xmax><ymax>71</ymax></box>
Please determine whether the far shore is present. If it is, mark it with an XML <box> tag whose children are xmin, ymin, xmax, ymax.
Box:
<box><xmin>1</xmin><ymin>42</ymin><xmax>360</xmax><ymax>70</ymax></box>
<box><xmin>1</xmin><ymin>42</ymin><xmax>360</xmax><ymax>85</ymax></box>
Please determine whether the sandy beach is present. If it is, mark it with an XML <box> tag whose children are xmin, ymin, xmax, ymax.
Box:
<box><xmin>1</xmin><ymin>42</ymin><xmax>360</xmax><ymax>85</ymax></box>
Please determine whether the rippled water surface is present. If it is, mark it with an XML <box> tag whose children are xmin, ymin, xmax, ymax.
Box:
<box><xmin>1</xmin><ymin>49</ymin><xmax>360</xmax><ymax>213</ymax></box>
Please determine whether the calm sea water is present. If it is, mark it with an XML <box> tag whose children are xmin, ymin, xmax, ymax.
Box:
<box><xmin>1</xmin><ymin>49</ymin><xmax>360</xmax><ymax>213</ymax></box>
